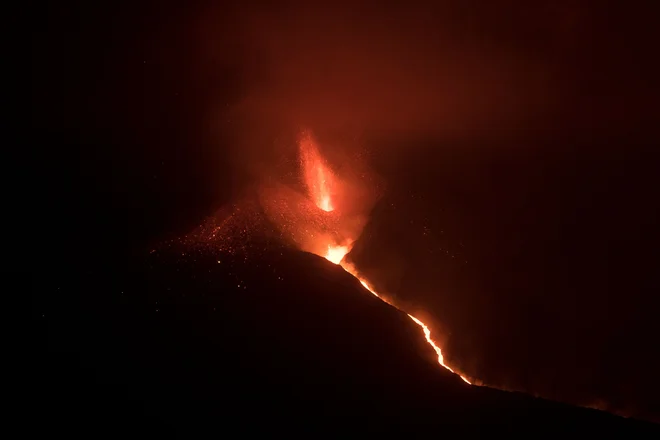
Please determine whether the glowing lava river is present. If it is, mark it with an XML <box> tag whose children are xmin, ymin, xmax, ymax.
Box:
<box><xmin>323</xmin><ymin>244</ymin><xmax>472</xmax><ymax>384</ymax></box>
<box><xmin>257</xmin><ymin>129</ymin><xmax>472</xmax><ymax>385</ymax></box>
<box><xmin>298</xmin><ymin>131</ymin><xmax>471</xmax><ymax>384</ymax></box>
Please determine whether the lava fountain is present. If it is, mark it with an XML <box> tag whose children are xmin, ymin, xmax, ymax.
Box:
<box><xmin>199</xmin><ymin>128</ymin><xmax>471</xmax><ymax>383</ymax></box>
<box><xmin>296</xmin><ymin>130</ymin><xmax>472</xmax><ymax>384</ymax></box>
<box><xmin>258</xmin><ymin>129</ymin><xmax>471</xmax><ymax>384</ymax></box>
<box><xmin>299</xmin><ymin>130</ymin><xmax>336</xmax><ymax>212</ymax></box>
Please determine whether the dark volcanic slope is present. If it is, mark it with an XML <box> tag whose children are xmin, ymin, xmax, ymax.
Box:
<box><xmin>352</xmin><ymin>141</ymin><xmax>660</xmax><ymax>421</ymax></box>
<box><xmin>32</xmin><ymin>245</ymin><xmax>655</xmax><ymax>436</ymax></box>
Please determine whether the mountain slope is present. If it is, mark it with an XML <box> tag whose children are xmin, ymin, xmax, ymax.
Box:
<box><xmin>31</xmin><ymin>244</ymin><xmax>656</xmax><ymax>435</ymax></box>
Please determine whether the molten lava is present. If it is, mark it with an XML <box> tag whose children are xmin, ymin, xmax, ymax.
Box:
<box><xmin>259</xmin><ymin>129</ymin><xmax>472</xmax><ymax>385</ymax></box>
<box><xmin>299</xmin><ymin>131</ymin><xmax>336</xmax><ymax>212</ymax></box>
<box><xmin>324</xmin><ymin>244</ymin><xmax>350</xmax><ymax>264</ymax></box>
<box><xmin>323</xmin><ymin>245</ymin><xmax>471</xmax><ymax>384</ymax></box>
<box><xmin>408</xmin><ymin>315</ymin><xmax>472</xmax><ymax>384</ymax></box>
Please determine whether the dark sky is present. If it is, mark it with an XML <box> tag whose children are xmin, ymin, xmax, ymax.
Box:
<box><xmin>36</xmin><ymin>1</ymin><xmax>658</xmax><ymax>193</ymax></box>
<box><xmin>34</xmin><ymin>0</ymin><xmax>659</xmax><ymax>423</ymax></box>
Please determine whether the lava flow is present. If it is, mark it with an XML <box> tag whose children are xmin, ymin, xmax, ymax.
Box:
<box><xmin>256</xmin><ymin>129</ymin><xmax>471</xmax><ymax>385</ymax></box>
<box><xmin>295</xmin><ymin>131</ymin><xmax>471</xmax><ymax>384</ymax></box>
<box><xmin>324</xmin><ymin>244</ymin><xmax>471</xmax><ymax>384</ymax></box>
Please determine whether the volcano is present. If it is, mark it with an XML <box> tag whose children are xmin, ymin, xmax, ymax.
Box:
<box><xmin>33</xmin><ymin>1</ymin><xmax>659</xmax><ymax>434</ymax></box>
<box><xmin>33</xmin><ymin>239</ymin><xmax>656</xmax><ymax>435</ymax></box>
<box><xmin>33</xmin><ymin>129</ymin><xmax>659</xmax><ymax>435</ymax></box>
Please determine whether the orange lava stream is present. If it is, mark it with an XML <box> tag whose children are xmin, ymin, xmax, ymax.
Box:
<box><xmin>408</xmin><ymin>315</ymin><xmax>472</xmax><ymax>384</ymax></box>
<box><xmin>302</xmin><ymin>130</ymin><xmax>469</xmax><ymax>385</ymax></box>
<box><xmin>324</xmin><ymin>245</ymin><xmax>471</xmax><ymax>384</ymax></box>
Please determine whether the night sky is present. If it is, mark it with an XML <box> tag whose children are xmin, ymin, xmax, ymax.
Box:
<box><xmin>33</xmin><ymin>0</ymin><xmax>659</xmax><ymax>433</ymax></box>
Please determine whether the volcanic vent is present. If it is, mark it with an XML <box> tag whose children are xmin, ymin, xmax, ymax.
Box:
<box><xmin>194</xmin><ymin>129</ymin><xmax>472</xmax><ymax>383</ymax></box>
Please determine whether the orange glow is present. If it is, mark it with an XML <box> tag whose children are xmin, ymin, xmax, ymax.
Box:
<box><xmin>323</xmin><ymin>250</ymin><xmax>469</xmax><ymax>383</ymax></box>
<box><xmin>299</xmin><ymin>131</ymin><xmax>336</xmax><ymax>212</ymax></box>
<box><xmin>301</xmin><ymin>129</ymin><xmax>470</xmax><ymax>385</ymax></box>
<box><xmin>319</xmin><ymin>194</ymin><xmax>333</xmax><ymax>212</ymax></box>
<box><xmin>408</xmin><ymin>314</ymin><xmax>472</xmax><ymax>384</ymax></box>
<box><xmin>325</xmin><ymin>244</ymin><xmax>350</xmax><ymax>264</ymax></box>
<box><xmin>204</xmin><ymin>128</ymin><xmax>471</xmax><ymax>385</ymax></box>
<box><xmin>358</xmin><ymin>279</ymin><xmax>379</xmax><ymax>298</ymax></box>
